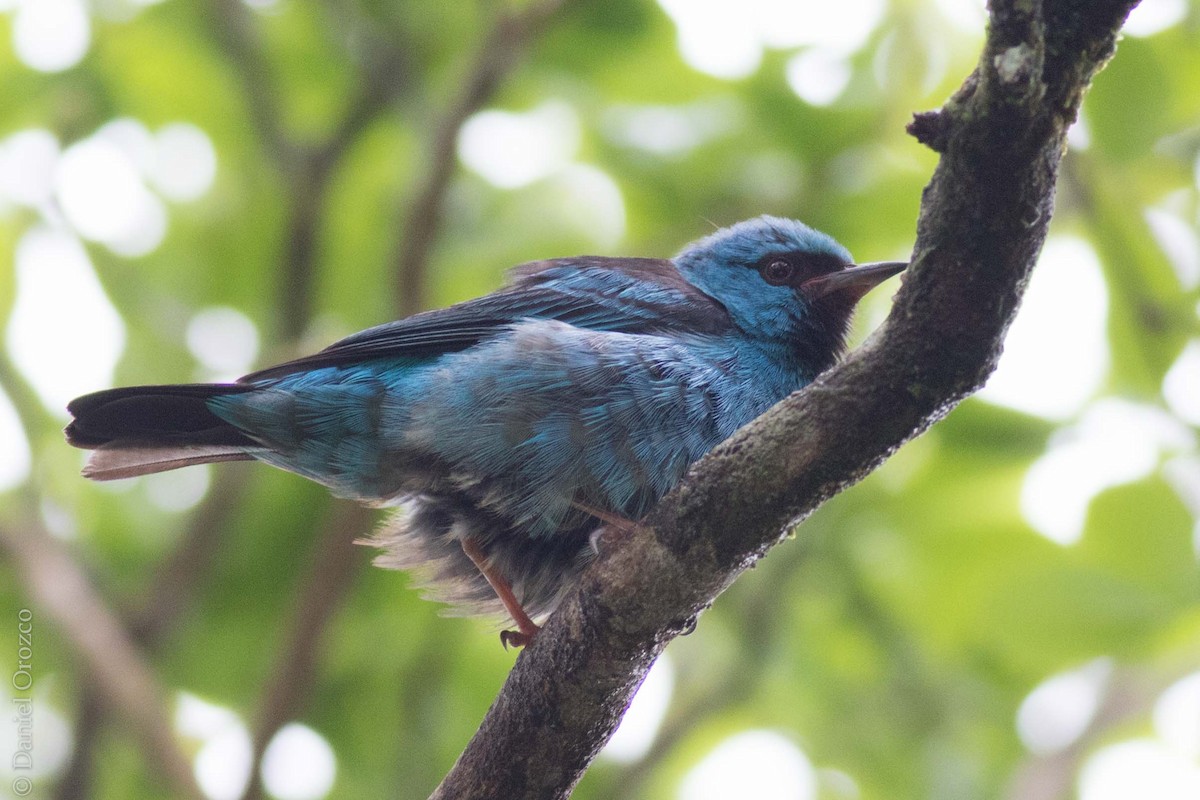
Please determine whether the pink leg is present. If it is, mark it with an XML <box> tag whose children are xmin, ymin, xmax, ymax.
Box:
<box><xmin>570</xmin><ymin>500</ymin><xmax>638</xmax><ymax>534</ymax></box>
<box><xmin>461</xmin><ymin>538</ymin><xmax>541</xmax><ymax>649</ymax></box>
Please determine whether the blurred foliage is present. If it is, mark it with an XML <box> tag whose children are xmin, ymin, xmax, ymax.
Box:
<box><xmin>2</xmin><ymin>1</ymin><xmax>1200</xmax><ymax>799</ymax></box>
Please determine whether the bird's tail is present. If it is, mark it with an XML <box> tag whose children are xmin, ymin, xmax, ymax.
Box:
<box><xmin>65</xmin><ymin>384</ymin><xmax>261</xmax><ymax>480</ymax></box>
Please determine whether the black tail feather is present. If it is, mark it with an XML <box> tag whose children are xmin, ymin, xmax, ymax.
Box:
<box><xmin>65</xmin><ymin>384</ymin><xmax>258</xmax><ymax>449</ymax></box>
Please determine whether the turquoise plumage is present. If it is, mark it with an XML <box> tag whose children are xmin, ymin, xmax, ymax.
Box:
<box><xmin>66</xmin><ymin>216</ymin><xmax>904</xmax><ymax>643</ymax></box>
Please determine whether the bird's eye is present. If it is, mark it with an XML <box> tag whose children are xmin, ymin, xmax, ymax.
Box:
<box><xmin>762</xmin><ymin>260</ymin><xmax>794</xmax><ymax>286</ymax></box>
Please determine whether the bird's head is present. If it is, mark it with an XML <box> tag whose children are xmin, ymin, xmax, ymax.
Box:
<box><xmin>674</xmin><ymin>216</ymin><xmax>905</xmax><ymax>375</ymax></box>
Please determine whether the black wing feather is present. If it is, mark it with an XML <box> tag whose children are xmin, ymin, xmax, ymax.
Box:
<box><xmin>242</xmin><ymin>257</ymin><xmax>729</xmax><ymax>382</ymax></box>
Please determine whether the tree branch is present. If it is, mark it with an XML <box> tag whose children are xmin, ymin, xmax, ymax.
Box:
<box><xmin>205</xmin><ymin>0</ymin><xmax>414</xmax><ymax>339</ymax></box>
<box><xmin>0</xmin><ymin>520</ymin><xmax>204</xmax><ymax>800</ymax></box>
<box><xmin>0</xmin><ymin>348</ymin><xmax>55</xmax><ymax>449</ymax></box>
<box><xmin>431</xmin><ymin>2</ymin><xmax>1141</xmax><ymax>797</ymax></box>
<box><xmin>206</xmin><ymin>0</ymin><xmax>292</xmax><ymax>164</ymax></box>
<box><xmin>392</xmin><ymin>0</ymin><xmax>570</xmax><ymax>315</ymax></box>
<box><xmin>237</xmin><ymin>503</ymin><xmax>373</xmax><ymax>800</ymax></box>
<box><xmin>609</xmin><ymin>543</ymin><xmax>808</xmax><ymax>800</ymax></box>
<box><xmin>57</xmin><ymin>7</ymin><xmax>416</xmax><ymax>791</ymax></box>
<box><xmin>51</xmin><ymin>469</ymin><xmax>252</xmax><ymax>798</ymax></box>
<box><xmin>232</xmin><ymin>4</ymin><xmax>579</xmax><ymax>790</ymax></box>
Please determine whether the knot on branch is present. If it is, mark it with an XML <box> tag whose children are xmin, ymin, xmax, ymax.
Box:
<box><xmin>907</xmin><ymin>111</ymin><xmax>951</xmax><ymax>153</ymax></box>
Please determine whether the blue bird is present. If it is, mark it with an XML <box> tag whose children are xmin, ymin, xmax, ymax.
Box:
<box><xmin>66</xmin><ymin>216</ymin><xmax>904</xmax><ymax>646</ymax></box>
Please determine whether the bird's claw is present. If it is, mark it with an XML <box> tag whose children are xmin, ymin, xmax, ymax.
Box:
<box><xmin>500</xmin><ymin>627</ymin><xmax>538</xmax><ymax>649</ymax></box>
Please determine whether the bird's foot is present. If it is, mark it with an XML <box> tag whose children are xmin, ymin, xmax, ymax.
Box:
<box><xmin>461</xmin><ymin>537</ymin><xmax>542</xmax><ymax>650</ymax></box>
<box><xmin>572</xmin><ymin>500</ymin><xmax>638</xmax><ymax>535</ymax></box>
<box><xmin>573</xmin><ymin>501</ymin><xmax>640</xmax><ymax>555</ymax></box>
<box><xmin>499</xmin><ymin>623</ymin><xmax>540</xmax><ymax>650</ymax></box>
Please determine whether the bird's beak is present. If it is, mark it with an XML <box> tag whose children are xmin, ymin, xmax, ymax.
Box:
<box><xmin>801</xmin><ymin>261</ymin><xmax>907</xmax><ymax>301</ymax></box>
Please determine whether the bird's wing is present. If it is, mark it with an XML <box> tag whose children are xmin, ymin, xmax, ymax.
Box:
<box><xmin>241</xmin><ymin>257</ymin><xmax>730</xmax><ymax>382</ymax></box>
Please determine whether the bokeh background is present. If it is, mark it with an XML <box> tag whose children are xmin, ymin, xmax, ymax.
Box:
<box><xmin>2</xmin><ymin>1</ymin><xmax>1200</xmax><ymax>798</ymax></box>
